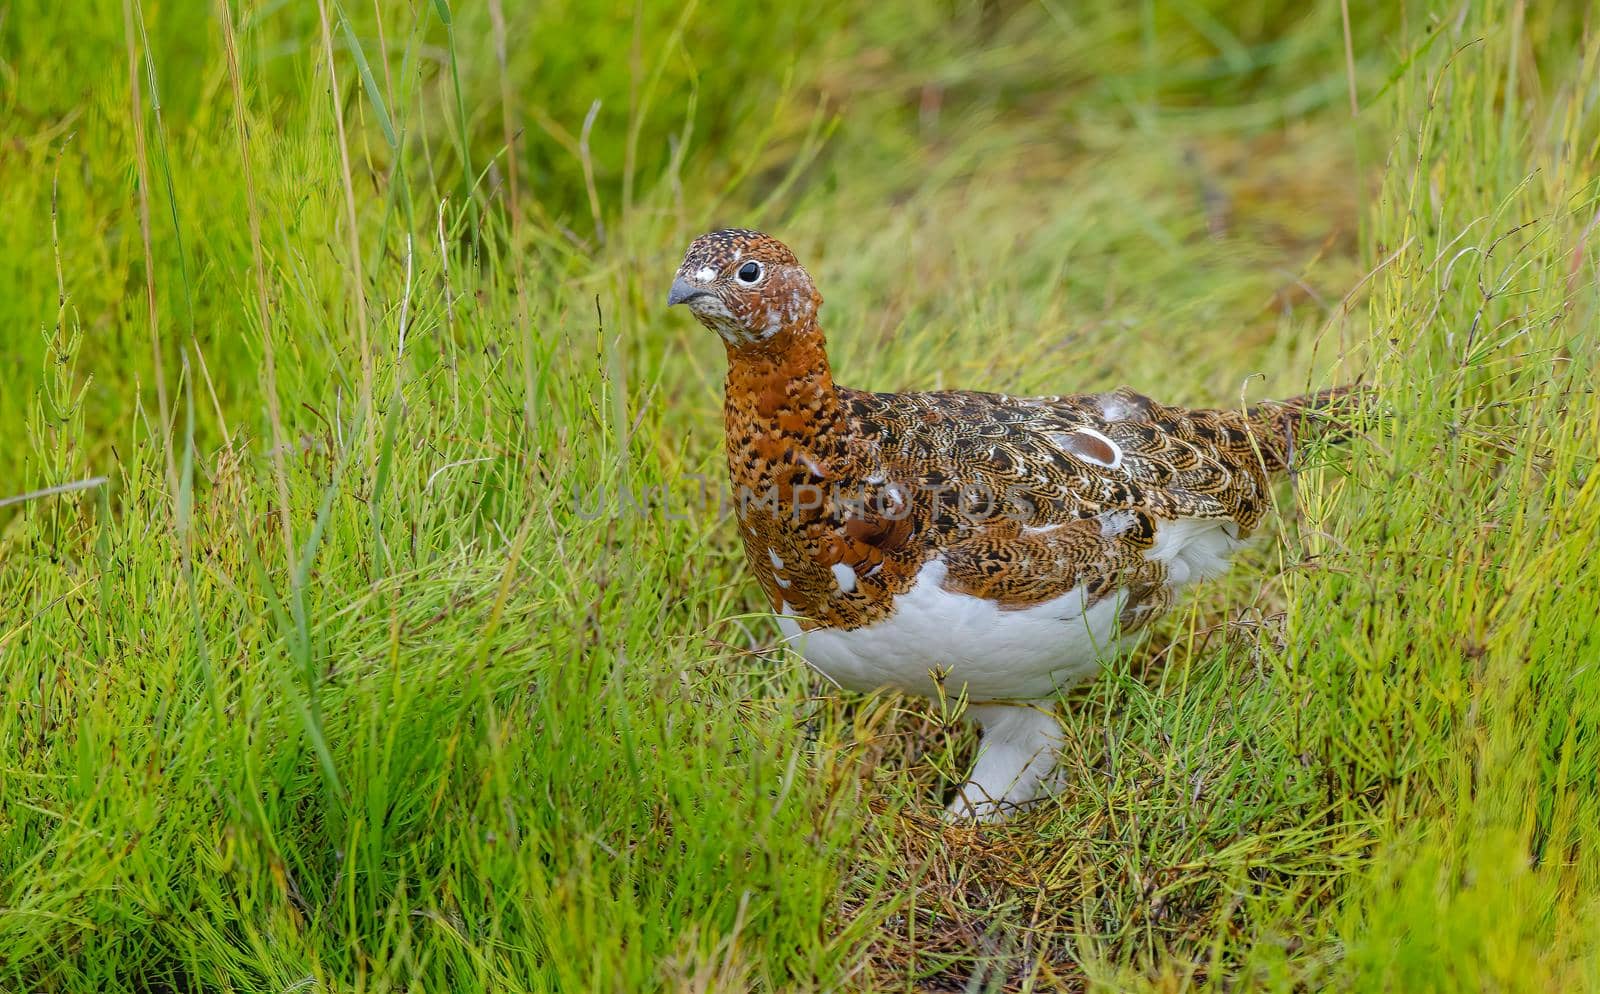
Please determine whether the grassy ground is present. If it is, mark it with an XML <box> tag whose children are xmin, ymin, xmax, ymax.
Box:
<box><xmin>2</xmin><ymin>0</ymin><xmax>1597</xmax><ymax>990</ymax></box>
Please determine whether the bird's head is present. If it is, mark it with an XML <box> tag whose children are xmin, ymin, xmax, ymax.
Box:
<box><xmin>666</xmin><ymin>229</ymin><xmax>822</xmax><ymax>349</ymax></box>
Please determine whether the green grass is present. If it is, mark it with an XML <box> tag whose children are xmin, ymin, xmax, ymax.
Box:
<box><xmin>2</xmin><ymin>0</ymin><xmax>1597</xmax><ymax>990</ymax></box>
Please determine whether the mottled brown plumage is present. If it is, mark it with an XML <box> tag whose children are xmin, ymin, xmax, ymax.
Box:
<box><xmin>667</xmin><ymin>228</ymin><xmax>1356</xmax><ymax>820</ymax></box>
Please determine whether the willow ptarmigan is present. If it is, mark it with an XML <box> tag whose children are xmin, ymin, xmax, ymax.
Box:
<box><xmin>668</xmin><ymin>228</ymin><xmax>1351</xmax><ymax>822</ymax></box>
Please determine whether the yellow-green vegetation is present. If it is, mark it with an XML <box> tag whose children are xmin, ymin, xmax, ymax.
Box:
<box><xmin>2</xmin><ymin>0</ymin><xmax>1597</xmax><ymax>989</ymax></box>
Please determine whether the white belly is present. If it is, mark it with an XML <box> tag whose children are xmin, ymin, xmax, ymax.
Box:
<box><xmin>776</xmin><ymin>559</ymin><xmax>1127</xmax><ymax>701</ymax></box>
<box><xmin>773</xmin><ymin>519</ymin><xmax>1245</xmax><ymax>702</ymax></box>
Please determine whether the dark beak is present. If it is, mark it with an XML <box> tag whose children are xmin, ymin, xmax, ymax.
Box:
<box><xmin>666</xmin><ymin>276</ymin><xmax>708</xmax><ymax>307</ymax></box>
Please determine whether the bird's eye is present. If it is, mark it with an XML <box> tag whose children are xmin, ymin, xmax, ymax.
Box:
<box><xmin>736</xmin><ymin>261</ymin><xmax>763</xmax><ymax>284</ymax></box>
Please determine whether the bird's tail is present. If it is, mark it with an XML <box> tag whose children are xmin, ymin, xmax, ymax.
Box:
<box><xmin>1246</xmin><ymin>384</ymin><xmax>1367</xmax><ymax>473</ymax></box>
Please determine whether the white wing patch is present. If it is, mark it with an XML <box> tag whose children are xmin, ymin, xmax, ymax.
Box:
<box><xmin>830</xmin><ymin>562</ymin><xmax>857</xmax><ymax>593</ymax></box>
<box><xmin>1098</xmin><ymin>509</ymin><xmax>1137</xmax><ymax>537</ymax></box>
<box><xmin>1144</xmin><ymin>519</ymin><xmax>1245</xmax><ymax>586</ymax></box>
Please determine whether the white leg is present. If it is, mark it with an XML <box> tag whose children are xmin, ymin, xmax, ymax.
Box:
<box><xmin>945</xmin><ymin>703</ymin><xmax>1064</xmax><ymax>823</ymax></box>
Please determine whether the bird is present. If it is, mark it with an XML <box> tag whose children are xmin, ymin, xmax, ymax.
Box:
<box><xmin>667</xmin><ymin>227</ymin><xmax>1355</xmax><ymax>822</ymax></box>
